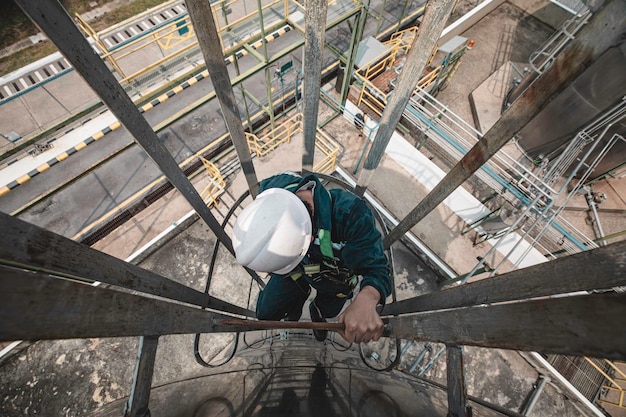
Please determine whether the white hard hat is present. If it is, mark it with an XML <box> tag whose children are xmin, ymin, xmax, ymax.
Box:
<box><xmin>232</xmin><ymin>188</ymin><xmax>312</xmax><ymax>274</ymax></box>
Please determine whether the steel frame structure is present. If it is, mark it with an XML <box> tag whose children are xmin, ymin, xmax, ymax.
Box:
<box><xmin>4</xmin><ymin>0</ymin><xmax>626</xmax><ymax>416</ymax></box>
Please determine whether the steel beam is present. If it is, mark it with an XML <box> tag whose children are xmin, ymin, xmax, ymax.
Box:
<box><xmin>0</xmin><ymin>265</ymin><xmax>236</xmax><ymax>341</ymax></box>
<box><xmin>185</xmin><ymin>0</ymin><xmax>259</xmax><ymax>198</ymax></box>
<box><xmin>0</xmin><ymin>212</ymin><xmax>254</xmax><ymax>317</ymax></box>
<box><xmin>389</xmin><ymin>291</ymin><xmax>626</xmax><ymax>360</ymax></box>
<box><xmin>124</xmin><ymin>336</ymin><xmax>159</xmax><ymax>417</ymax></box>
<box><xmin>383</xmin><ymin>0</ymin><xmax>626</xmax><ymax>247</ymax></box>
<box><xmin>446</xmin><ymin>345</ymin><xmax>471</xmax><ymax>417</ymax></box>
<box><xmin>302</xmin><ymin>0</ymin><xmax>329</xmax><ymax>171</ymax></box>
<box><xmin>3</xmin><ymin>264</ymin><xmax>625</xmax><ymax>359</ymax></box>
<box><xmin>339</xmin><ymin>11</ymin><xmax>366</xmax><ymax>106</ymax></box>
<box><xmin>383</xmin><ymin>240</ymin><xmax>626</xmax><ymax>315</ymax></box>
<box><xmin>354</xmin><ymin>0</ymin><xmax>457</xmax><ymax>197</ymax></box>
<box><xmin>15</xmin><ymin>0</ymin><xmax>237</xmax><ymax>254</ymax></box>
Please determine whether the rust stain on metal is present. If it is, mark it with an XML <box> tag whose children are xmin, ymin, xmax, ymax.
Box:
<box><xmin>218</xmin><ymin>319</ymin><xmax>345</xmax><ymax>331</ymax></box>
<box><xmin>460</xmin><ymin>144</ymin><xmax>489</xmax><ymax>174</ymax></box>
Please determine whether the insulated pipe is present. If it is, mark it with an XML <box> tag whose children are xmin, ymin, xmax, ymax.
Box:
<box><xmin>383</xmin><ymin>0</ymin><xmax>626</xmax><ymax>248</ymax></box>
<box><xmin>584</xmin><ymin>187</ymin><xmax>607</xmax><ymax>246</ymax></box>
<box><xmin>15</xmin><ymin>0</ymin><xmax>237</xmax><ymax>254</ymax></box>
<box><xmin>409</xmin><ymin>342</ymin><xmax>432</xmax><ymax>373</ymax></box>
<box><xmin>354</xmin><ymin>0</ymin><xmax>457</xmax><ymax>197</ymax></box>
<box><xmin>185</xmin><ymin>0</ymin><xmax>259</xmax><ymax>198</ymax></box>
<box><xmin>521</xmin><ymin>375</ymin><xmax>550</xmax><ymax>416</ymax></box>
<box><xmin>302</xmin><ymin>0</ymin><xmax>328</xmax><ymax>171</ymax></box>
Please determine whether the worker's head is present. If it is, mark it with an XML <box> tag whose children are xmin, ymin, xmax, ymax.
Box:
<box><xmin>232</xmin><ymin>188</ymin><xmax>312</xmax><ymax>274</ymax></box>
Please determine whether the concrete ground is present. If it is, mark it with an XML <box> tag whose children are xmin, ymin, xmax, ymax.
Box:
<box><xmin>1</xmin><ymin>0</ymin><xmax>624</xmax><ymax>416</ymax></box>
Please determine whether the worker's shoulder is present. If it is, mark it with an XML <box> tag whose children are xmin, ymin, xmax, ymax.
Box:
<box><xmin>258</xmin><ymin>172</ymin><xmax>302</xmax><ymax>192</ymax></box>
<box><xmin>329</xmin><ymin>188</ymin><xmax>369</xmax><ymax>213</ymax></box>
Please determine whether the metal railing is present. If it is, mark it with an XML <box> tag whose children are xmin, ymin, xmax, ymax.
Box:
<box><xmin>245</xmin><ymin>114</ymin><xmax>300</xmax><ymax>156</ymax></box>
<box><xmin>586</xmin><ymin>358</ymin><xmax>626</xmax><ymax>409</ymax></box>
<box><xmin>529</xmin><ymin>8</ymin><xmax>591</xmax><ymax>74</ymax></box>
<box><xmin>245</xmin><ymin>114</ymin><xmax>340</xmax><ymax>173</ymax></box>
<box><xmin>403</xmin><ymin>88</ymin><xmax>626</xmax><ymax>263</ymax></box>
<box><xmin>352</xmin><ymin>30</ymin><xmax>464</xmax><ymax>117</ymax></box>
<box><xmin>198</xmin><ymin>157</ymin><xmax>226</xmax><ymax>207</ymax></box>
<box><xmin>314</xmin><ymin>128</ymin><xmax>340</xmax><ymax>173</ymax></box>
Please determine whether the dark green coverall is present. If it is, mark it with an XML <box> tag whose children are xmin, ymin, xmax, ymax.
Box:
<box><xmin>255</xmin><ymin>172</ymin><xmax>391</xmax><ymax>321</ymax></box>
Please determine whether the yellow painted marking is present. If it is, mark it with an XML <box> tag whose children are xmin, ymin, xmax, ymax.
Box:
<box><xmin>37</xmin><ymin>163</ymin><xmax>51</xmax><ymax>173</ymax></box>
<box><xmin>57</xmin><ymin>152</ymin><xmax>69</xmax><ymax>161</ymax></box>
<box><xmin>158</xmin><ymin>94</ymin><xmax>169</xmax><ymax>102</ymax></box>
<box><xmin>157</xmin><ymin>26</ymin><xmax>195</xmax><ymax>50</ymax></box>
<box><xmin>16</xmin><ymin>174</ymin><xmax>31</xmax><ymax>185</ymax></box>
<box><xmin>173</xmin><ymin>85</ymin><xmax>183</xmax><ymax>94</ymax></box>
<box><xmin>188</xmin><ymin>77</ymin><xmax>198</xmax><ymax>85</ymax></box>
<box><xmin>93</xmin><ymin>131</ymin><xmax>105</xmax><ymax>140</ymax></box>
<box><xmin>201</xmin><ymin>70</ymin><xmax>209</xmax><ymax>77</ymax></box>
<box><xmin>0</xmin><ymin>186</ymin><xmax>10</xmax><ymax>197</ymax></box>
<box><xmin>142</xmin><ymin>103</ymin><xmax>154</xmax><ymax>112</ymax></box>
<box><xmin>75</xmin><ymin>142</ymin><xmax>87</xmax><ymax>151</ymax></box>
<box><xmin>110</xmin><ymin>121</ymin><xmax>121</xmax><ymax>130</ymax></box>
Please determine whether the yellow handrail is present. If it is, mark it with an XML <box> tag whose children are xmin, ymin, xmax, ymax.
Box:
<box><xmin>418</xmin><ymin>66</ymin><xmax>441</xmax><ymax>89</ymax></box>
<box><xmin>314</xmin><ymin>128</ymin><xmax>340</xmax><ymax>173</ymax></box>
<box><xmin>199</xmin><ymin>157</ymin><xmax>226</xmax><ymax>207</ymax></box>
<box><xmin>244</xmin><ymin>115</ymin><xmax>339</xmax><ymax>173</ymax></box>
<box><xmin>585</xmin><ymin>358</ymin><xmax>626</xmax><ymax>408</ymax></box>
<box><xmin>353</xmin><ymin>62</ymin><xmax>443</xmax><ymax>116</ymax></box>
<box><xmin>388</xmin><ymin>26</ymin><xmax>418</xmax><ymax>43</ymax></box>
<box><xmin>246</xmin><ymin>114</ymin><xmax>301</xmax><ymax>157</ymax></box>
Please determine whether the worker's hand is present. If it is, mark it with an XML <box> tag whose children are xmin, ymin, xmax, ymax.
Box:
<box><xmin>338</xmin><ymin>286</ymin><xmax>383</xmax><ymax>344</ymax></box>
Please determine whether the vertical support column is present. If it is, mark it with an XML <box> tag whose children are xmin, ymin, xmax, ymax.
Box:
<box><xmin>15</xmin><ymin>0</ymin><xmax>236</xmax><ymax>254</ymax></box>
<box><xmin>255</xmin><ymin>0</ymin><xmax>276</xmax><ymax>132</ymax></box>
<box><xmin>374</xmin><ymin>0</ymin><xmax>387</xmax><ymax>34</ymax></box>
<box><xmin>233</xmin><ymin>59</ymin><xmax>253</xmax><ymax>129</ymax></box>
<box><xmin>256</xmin><ymin>0</ymin><xmax>269</xmax><ymax>60</ymax></box>
<box><xmin>265</xmin><ymin>67</ymin><xmax>277</xmax><ymax>132</ymax></box>
<box><xmin>186</xmin><ymin>0</ymin><xmax>259</xmax><ymax>198</ymax></box>
<box><xmin>124</xmin><ymin>336</ymin><xmax>159</xmax><ymax>417</ymax></box>
<box><xmin>394</xmin><ymin>0</ymin><xmax>411</xmax><ymax>34</ymax></box>
<box><xmin>446</xmin><ymin>344</ymin><xmax>471</xmax><ymax>417</ymax></box>
<box><xmin>339</xmin><ymin>10</ymin><xmax>366</xmax><ymax>106</ymax></box>
<box><xmin>382</xmin><ymin>0</ymin><xmax>625</xmax><ymax>248</ymax></box>
<box><xmin>354</xmin><ymin>0</ymin><xmax>457</xmax><ymax>196</ymax></box>
<box><xmin>302</xmin><ymin>0</ymin><xmax>329</xmax><ymax>171</ymax></box>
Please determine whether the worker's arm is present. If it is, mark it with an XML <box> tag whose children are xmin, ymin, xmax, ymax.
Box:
<box><xmin>338</xmin><ymin>285</ymin><xmax>383</xmax><ymax>343</ymax></box>
<box><xmin>332</xmin><ymin>193</ymin><xmax>391</xmax><ymax>343</ymax></box>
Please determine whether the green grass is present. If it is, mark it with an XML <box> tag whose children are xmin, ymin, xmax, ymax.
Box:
<box><xmin>91</xmin><ymin>0</ymin><xmax>171</xmax><ymax>31</ymax></box>
<box><xmin>1</xmin><ymin>0</ymin><xmax>168</xmax><ymax>76</ymax></box>
<box><xmin>0</xmin><ymin>42</ymin><xmax>58</xmax><ymax>76</ymax></box>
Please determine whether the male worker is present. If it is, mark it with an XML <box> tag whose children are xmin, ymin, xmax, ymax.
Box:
<box><xmin>232</xmin><ymin>171</ymin><xmax>391</xmax><ymax>343</ymax></box>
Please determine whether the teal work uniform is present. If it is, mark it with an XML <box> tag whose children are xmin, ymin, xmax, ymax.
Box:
<box><xmin>255</xmin><ymin>172</ymin><xmax>391</xmax><ymax>321</ymax></box>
